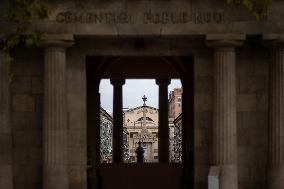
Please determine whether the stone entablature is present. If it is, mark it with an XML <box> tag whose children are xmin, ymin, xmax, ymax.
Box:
<box><xmin>30</xmin><ymin>0</ymin><xmax>284</xmax><ymax>36</ymax></box>
<box><xmin>1</xmin><ymin>1</ymin><xmax>284</xmax><ymax>36</ymax></box>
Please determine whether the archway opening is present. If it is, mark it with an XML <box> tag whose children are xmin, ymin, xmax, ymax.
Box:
<box><xmin>86</xmin><ymin>56</ymin><xmax>193</xmax><ymax>189</ymax></box>
<box><xmin>98</xmin><ymin>79</ymin><xmax>183</xmax><ymax>163</ymax></box>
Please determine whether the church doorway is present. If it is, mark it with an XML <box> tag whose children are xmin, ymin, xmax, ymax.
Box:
<box><xmin>86</xmin><ymin>56</ymin><xmax>194</xmax><ymax>189</ymax></box>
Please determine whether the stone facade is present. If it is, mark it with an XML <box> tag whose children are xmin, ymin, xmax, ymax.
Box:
<box><xmin>5</xmin><ymin>37</ymin><xmax>271</xmax><ymax>189</ymax></box>
<box><xmin>124</xmin><ymin>106</ymin><xmax>159</xmax><ymax>162</ymax></box>
<box><xmin>1</xmin><ymin>0</ymin><xmax>283</xmax><ymax>189</ymax></box>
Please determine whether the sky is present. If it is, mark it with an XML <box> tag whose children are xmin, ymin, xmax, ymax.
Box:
<box><xmin>99</xmin><ymin>79</ymin><xmax>182</xmax><ymax>112</ymax></box>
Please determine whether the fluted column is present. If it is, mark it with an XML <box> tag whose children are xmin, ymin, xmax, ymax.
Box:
<box><xmin>0</xmin><ymin>50</ymin><xmax>13</xmax><ymax>189</ymax></box>
<box><xmin>208</xmin><ymin>40</ymin><xmax>243</xmax><ymax>189</ymax></box>
<box><xmin>111</xmin><ymin>79</ymin><xmax>125</xmax><ymax>163</ymax></box>
<box><xmin>156</xmin><ymin>79</ymin><xmax>171</xmax><ymax>163</ymax></box>
<box><xmin>41</xmin><ymin>35</ymin><xmax>73</xmax><ymax>189</ymax></box>
<box><xmin>268</xmin><ymin>40</ymin><xmax>284</xmax><ymax>189</ymax></box>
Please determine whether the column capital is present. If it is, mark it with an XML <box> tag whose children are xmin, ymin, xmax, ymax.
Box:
<box><xmin>206</xmin><ymin>40</ymin><xmax>244</xmax><ymax>49</ymax></box>
<box><xmin>206</xmin><ymin>33</ymin><xmax>245</xmax><ymax>48</ymax></box>
<box><xmin>262</xmin><ymin>35</ymin><xmax>284</xmax><ymax>48</ymax></box>
<box><xmin>155</xmin><ymin>79</ymin><xmax>171</xmax><ymax>86</ymax></box>
<box><xmin>110</xmin><ymin>79</ymin><xmax>125</xmax><ymax>86</ymax></box>
<box><xmin>40</xmin><ymin>34</ymin><xmax>74</xmax><ymax>48</ymax></box>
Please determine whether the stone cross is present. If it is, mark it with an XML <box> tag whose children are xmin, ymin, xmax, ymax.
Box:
<box><xmin>142</xmin><ymin>95</ymin><xmax>147</xmax><ymax>106</ymax></box>
<box><xmin>142</xmin><ymin>95</ymin><xmax>148</xmax><ymax>131</ymax></box>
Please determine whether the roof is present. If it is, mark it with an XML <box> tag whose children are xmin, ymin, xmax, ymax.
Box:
<box><xmin>100</xmin><ymin>107</ymin><xmax>113</xmax><ymax>121</ymax></box>
<box><xmin>124</xmin><ymin>105</ymin><xmax>158</xmax><ymax>112</ymax></box>
<box><xmin>173</xmin><ymin>113</ymin><xmax>182</xmax><ymax>124</ymax></box>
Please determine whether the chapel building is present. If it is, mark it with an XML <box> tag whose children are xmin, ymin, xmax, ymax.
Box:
<box><xmin>123</xmin><ymin>101</ymin><xmax>159</xmax><ymax>162</ymax></box>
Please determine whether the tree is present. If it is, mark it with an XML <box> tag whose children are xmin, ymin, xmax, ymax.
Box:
<box><xmin>0</xmin><ymin>0</ymin><xmax>48</xmax><ymax>79</ymax></box>
<box><xmin>227</xmin><ymin>0</ymin><xmax>272</xmax><ymax>20</ymax></box>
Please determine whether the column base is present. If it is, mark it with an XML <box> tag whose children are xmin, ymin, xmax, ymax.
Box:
<box><xmin>220</xmin><ymin>164</ymin><xmax>238</xmax><ymax>189</ymax></box>
<box><xmin>43</xmin><ymin>165</ymin><xmax>68</xmax><ymax>189</ymax></box>
<box><xmin>268</xmin><ymin>165</ymin><xmax>284</xmax><ymax>189</ymax></box>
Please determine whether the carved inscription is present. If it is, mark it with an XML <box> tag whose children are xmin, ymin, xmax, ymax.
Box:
<box><xmin>56</xmin><ymin>12</ymin><xmax>133</xmax><ymax>24</ymax></box>
<box><xmin>143</xmin><ymin>11</ymin><xmax>190</xmax><ymax>24</ymax></box>
<box><xmin>193</xmin><ymin>12</ymin><xmax>223</xmax><ymax>24</ymax></box>
<box><xmin>56</xmin><ymin>11</ymin><xmax>224</xmax><ymax>24</ymax></box>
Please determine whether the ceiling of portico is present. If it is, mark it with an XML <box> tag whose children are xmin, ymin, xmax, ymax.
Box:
<box><xmin>101</xmin><ymin>57</ymin><xmax>180</xmax><ymax>79</ymax></box>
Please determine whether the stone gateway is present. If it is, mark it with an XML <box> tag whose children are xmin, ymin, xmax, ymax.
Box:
<box><xmin>0</xmin><ymin>0</ymin><xmax>284</xmax><ymax>189</ymax></box>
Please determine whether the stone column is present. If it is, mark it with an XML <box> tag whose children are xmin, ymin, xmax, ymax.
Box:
<box><xmin>267</xmin><ymin>40</ymin><xmax>284</xmax><ymax>189</ymax></box>
<box><xmin>207</xmin><ymin>39</ymin><xmax>243</xmax><ymax>189</ymax></box>
<box><xmin>41</xmin><ymin>35</ymin><xmax>73</xmax><ymax>189</ymax></box>
<box><xmin>0</xmin><ymin>50</ymin><xmax>13</xmax><ymax>189</ymax></box>
<box><xmin>156</xmin><ymin>79</ymin><xmax>171</xmax><ymax>163</ymax></box>
<box><xmin>111</xmin><ymin>79</ymin><xmax>125</xmax><ymax>163</ymax></box>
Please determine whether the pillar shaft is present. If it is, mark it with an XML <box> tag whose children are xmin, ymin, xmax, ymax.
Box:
<box><xmin>111</xmin><ymin>79</ymin><xmax>125</xmax><ymax>163</ymax></box>
<box><xmin>268</xmin><ymin>45</ymin><xmax>284</xmax><ymax>189</ymax></box>
<box><xmin>156</xmin><ymin>79</ymin><xmax>170</xmax><ymax>163</ymax></box>
<box><xmin>208</xmin><ymin>40</ymin><xmax>242</xmax><ymax>189</ymax></box>
<box><xmin>213</xmin><ymin>47</ymin><xmax>237</xmax><ymax>165</ymax></box>
<box><xmin>0</xmin><ymin>51</ymin><xmax>13</xmax><ymax>189</ymax></box>
<box><xmin>42</xmin><ymin>37</ymin><xmax>73</xmax><ymax>189</ymax></box>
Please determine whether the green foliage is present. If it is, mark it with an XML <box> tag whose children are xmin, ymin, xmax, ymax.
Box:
<box><xmin>4</xmin><ymin>53</ymin><xmax>13</xmax><ymax>65</ymax></box>
<box><xmin>227</xmin><ymin>0</ymin><xmax>272</xmax><ymax>20</ymax></box>
<box><xmin>1</xmin><ymin>0</ymin><xmax>48</xmax><ymax>80</ymax></box>
<box><xmin>2</xmin><ymin>0</ymin><xmax>48</xmax><ymax>51</ymax></box>
<box><xmin>5</xmin><ymin>0</ymin><xmax>48</xmax><ymax>23</ymax></box>
<box><xmin>3</xmin><ymin>53</ymin><xmax>14</xmax><ymax>81</ymax></box>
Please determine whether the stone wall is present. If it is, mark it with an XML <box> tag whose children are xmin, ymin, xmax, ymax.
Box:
<box><xmin>11</xmin><ymin>48</ymin><xmax>43</xmax><ymax>189</ymax></box>
<box><xmin>194</xmin><ymin>47</ymin><xmax>214</xmax><ymax>189</ymax></box>
<box><xmin>10</xmin><ymin>46</ymin><xmax>88</xmax><ymax>189</ymax></box>
<box><xmin>237</xmin><ymin>40</ymin><xmax>269</xmax><ymax>189</ymax></box>
<box><xmin>66</xmin><ymin>47</ymin><xmax>87</xmax><ymax>189</ymax></box>
<box><xmin>0</xmin><ymin>50</ymin><xmax>13</xmax><ymax>189</ymax></box>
